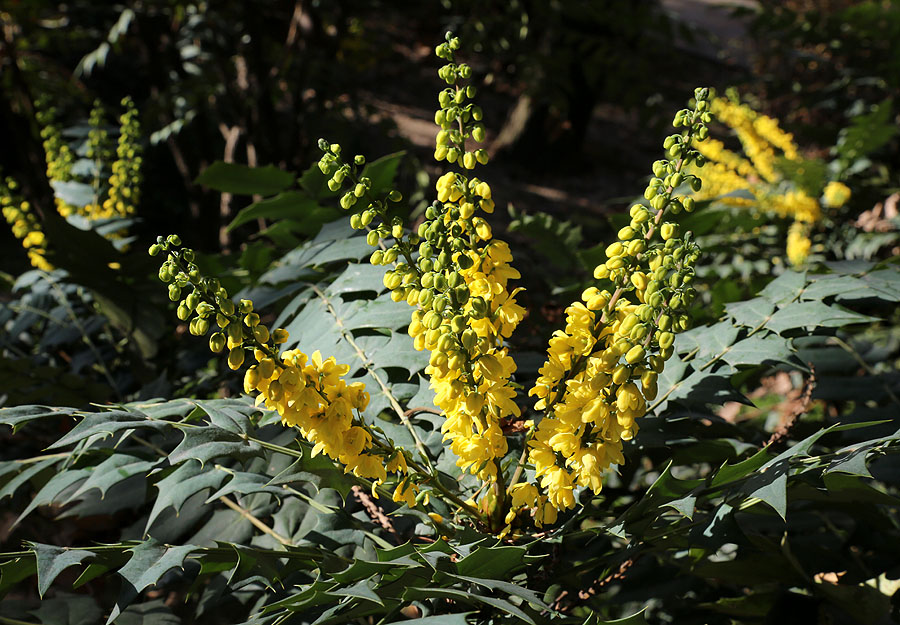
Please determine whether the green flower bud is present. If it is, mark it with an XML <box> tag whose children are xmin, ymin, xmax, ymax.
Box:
<box><xmin>209</xmin><ymin>332</ymin><xmax>226</xmax><ymax>353</ymax></box>
<box><xmin>617</xmin><ymin>226</ymin><xmax>636</xmax><ymax>241</ymax></box>
<box><xmin>625</xmin><ymin>344</ymin><xmax>646</xmax><ymax>365</ymax></box>
<box><xmin>660</xmin><ymin>223</ymin><xmax>678</xmax><ymax>241</ymax></box>
<box><xmin>658</xmin><ymin>314</ymin><xmax>672</xmax><ymax>331</ymax></box>
<box><xmin>657</xmin><ymin>331</ymin><xmax>675</xmax><ymax>349</ymax></box>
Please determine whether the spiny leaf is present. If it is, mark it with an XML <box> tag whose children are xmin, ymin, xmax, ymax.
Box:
<box><xmin>206</xmin><ymin>469</ymin><xmax>285</xmax><ymax>502</ymax></box>
<box><xmin>759</xmin><ymin>270</ymin><xmax>806</xmax><ymax>304</ymax></box>
<box><xmin>168</xmin><ymin>424</ymin><xmax>264</xmax><ymax>466</ymax></box>
<box><xmin>0</xmin><ymin>405</ymin><xmax>71</xmax><ymax>433</ymax></box>
<box><xmin>28</xmin><ymin>542</ymin><xmax>94</xmax><ymax>598</ymax></box>
<box><xmin>107</xmin><ymin>540</ymin><xmax>197</xmax><ymax>624</ymax></box>
<box><xmin>0</xmin><ymin>458</ymin><xmax>60</xmax><ymax>501</ymax></box>
<box><xmin>112</xmin><ymin>598</ymin><xmax>182</xmax><ymax>625</ymax></box>
<box><xmin>724</xmin><ymin>297</ymin><xmax>775</xmax><ymax>329</ymax></box>
<box><xmin>765</xmin><ymin>301</ymin><xmax>878</xmax><ymax>334</ymax></box>
<box><xmin>192</xmin><ymin>399</ymin><xmax>255</xmax><ymax>435</ymax></box>
<box><xmin>719</xmin><ymin>334</ymin><xmax>793</xmax><ymax>368</ymax></box>
<box><xmin>15</xmin><ymin>468</ymin><xmax>91</xmax><ymax>527</ymax></box>
<box><xmin>48</xmin><ymin>411</ymin><xmax>171</xmax><ymax>450</ymax></box>
<box><xmin>744</xmin><ymin>469</ymin><xmax>788</xmax><ymax>520</ymax></box>
<box><xmin>145</xmin><ymin>461</ymin><xmax>227</xmax><ymax>534</ymax></box>
<box><xmin>456</xmin><ymin>544</ymin><xmax>529</xmax><ymax>579</ymax></box>
<box><xmin>71</xmin><ymin>454</ymin><xmax>157</xmax><ymax>500</ymax></box>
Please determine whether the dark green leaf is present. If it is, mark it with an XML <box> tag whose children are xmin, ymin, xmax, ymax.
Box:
<box><xmin>145</xmin><ymin>461</ymin><xmax>227</xmax><ymax>533</ymax></box>
<box><xmin>169</xmin><ymin>424</ymin><xmax>263</xmax><ymax>466</ymax></box>
<box><xmin>361</xmin><ymin>152</ymin><xmax>405</xmax><ymax>194</ymax></box>
<box><xmin>48</xmin><ymin>411</ymin><xmax>170</xmax><ymax>449</ymax></box>
<box><xmin>29</xmin><ymin>542</ymin><xmax>94</xmax><ymax>597</ymax></box>
<box><xmin>108</xmin><ymin>540</ymin><xmax>197</xmax><ymax>624</ymax></box>
<box><xmin>195</xmin><ymin>162</ymin><xmax>294</xmax><ymax>196</ymax></box>
<box><xmin>227</xmin><ymin>192</ymin><xmax>325</xmax><ymax>231</ymax></box>
<box><xmin>760</xmin><ymin>271</ymin><xmax>806</xmax><ymax>304</ymax></box>
<box><xmin>724</xmin><ymin>298</ymin><xmax>775</xmax><ymax>329</ymax></box>
<box><xmin>456</xmin><ymin>544</ymin><xmax>528</xmax><ymax>579</ymax></box>
<box><xmin>720</xmin><ymin>335</ymin><xmax>793</xmax><ymax>368</ymax></box>
<box><xmin>765</xmin><ymin>301</ymin><xmax>877</xmax><ymax>334</ymax></box>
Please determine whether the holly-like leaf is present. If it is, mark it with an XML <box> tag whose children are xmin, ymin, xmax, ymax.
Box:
<box><xmin>29</xmin><ymin>542</ymin><xmax>94</xmax><ymax>598</ymax></box>
<box><xmin>168</xmin><ymin>424</ymin><xmax>263</xmax><ymax>466</ymax></box>
<box><xmin>71</xmin><ymin>454</ymin><xmax>156</xmax><ymax>500</ymax></box>
<box><xmin>765</xmin><ymin>301</ymin><xmax>877</xmax><ymax>334</ymax></box>
<box><xmin>145</xmin><ymin>461</ymin><xmax>227</xmax><ymax>534</ymax></box>
<box><xmin>724</xmin><ymin>298</ymin><xmax>775</xmax><ymax>329</ymax></box>
<box><xmin>759</xmin><ymin>270</ymin><xmax>807</xmax><ymax>305</ymax></box>
<box><xmin>48</xmin><ymin>411</ymin><xmax>171</xmax><ymax>450</ymax></box>
<box><xmin>719</xmin><ymin>335</ymin><xmax>793</xmax><ymax>368</ymax></box>
<box><xmin>107</xmin><ymin>540</ymin><xmax>197</xmax><ymax>624</ymax></box>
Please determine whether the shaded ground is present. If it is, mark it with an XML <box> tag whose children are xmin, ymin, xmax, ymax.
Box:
<box><xmin>367</xmin><ymin>1</ymin><xmax>758</xmax><ymax>233</ymax></box>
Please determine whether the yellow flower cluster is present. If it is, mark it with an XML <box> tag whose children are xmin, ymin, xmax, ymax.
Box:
<box><xmin>516</xmin><ymin>89</ymin><xmax>710</xmax><ymax>522</ymax></box>
<box><xmin>688</xmin><ymin>94</ymin><xmax>852</xmax><ymax>265</ymax></box>
<box><xmin>402</xmin><ymin>172</ymin><xmax>525</xmax><ymax>483</ymax></box>
<box><xmin>1</xmin><ymin>178</ymin><xmax>53</xmax><ymax>271</ymax></box>
<box><xmin>318</xmin><ymin>33</ymin><xmax>525</xmax><ymax>500</ymax></box>
<box><xmin>36</xmin><ymin>105</ymin><xmax>75</xmax><ymax>187</ymax></box>
<box><xmin>710</xmin><ymin>95</ymin><xmax>798</xmax><ymax>182</ymax></box>
<box><xmin>152</xmin><ymin>236</ymin><xmax>398</xmax><ymax>489</ymax></box>
<box><xmin>786</xmin><ymin>221</ymin><xmax>813</xmax><ymax>266</ymax></box>
<box><xmin>4</xmin><ymin>99</ymin><xmax>145</xmax><ymax>267</ymax></box>
<box><xmin>823</xmin><ymin>181</ymin><xmax>851</xmax><ymax>209</ymax></box>
<box><xmin>101</xmin><ymin>98</ymin><xmax>142</xmax><ymax>219</ymax></box>
<box><xmin>245</xmin><ymin>347</ymin><xmax>388</xmax><ymax>483</ymax></box>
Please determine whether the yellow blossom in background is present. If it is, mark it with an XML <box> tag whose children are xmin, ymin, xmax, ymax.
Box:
<box><xmin>687</xmin><ymin>93</ymin><xmax>852</xmax><ymax>266</ymax></box>
<box><xmin>1</xmin><ymin>178</ymin><xmax>53</xmax><ymax>271</ymax></box>
<box><xmin>786</xmin><ymin>222</ymin><xmax>813</xmax><ymax>266</ymax></box>
<box><xmin>823</xmin><ymin>181</ymin><xmax>851</xmax><ymax>209</ymax></box>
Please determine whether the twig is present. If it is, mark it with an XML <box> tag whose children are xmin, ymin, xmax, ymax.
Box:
<box><xmin>218</xmin><ymin>495</ymin><xmax>292</xmax><ymax>546</ymax></box>
<box><xmin>351</xmin><ymin>485</ymin><xmax>397</xmax><ymax>536</ymax></box>
<box><xmin>766</xmin><ymin>364</ymin><xmax>816</xmax><ymax>447</ymax></box>
<box><xmin>552</xmin><ymin>557</ymin><xmax>637</xmax><ymax>612</ymax></box>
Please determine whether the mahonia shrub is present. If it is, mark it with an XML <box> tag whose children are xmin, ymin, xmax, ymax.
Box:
<box><xmin>151</xmin><ymin>33</ymin><xmax>713</xmax><ymax>535</ymax></box>
<box><xmin>3</xmin><ymin>32</ymin><xmax>900</xmax><ymax>625</ymax></box>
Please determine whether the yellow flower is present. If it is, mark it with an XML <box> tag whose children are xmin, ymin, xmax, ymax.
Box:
<box><xmin>822</xmin><ymin>181</ymin><xmax>851</xmax><ymax>209</ymax></box>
